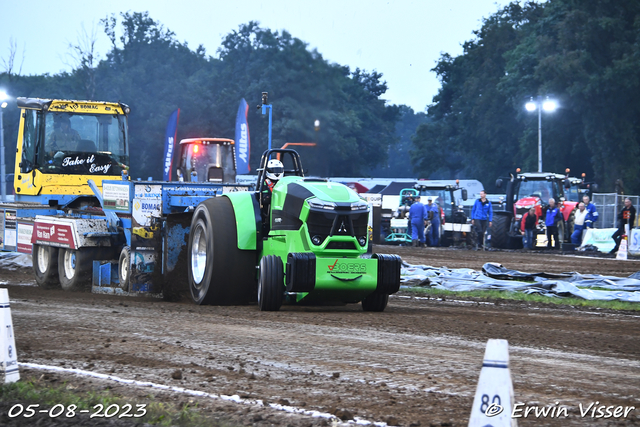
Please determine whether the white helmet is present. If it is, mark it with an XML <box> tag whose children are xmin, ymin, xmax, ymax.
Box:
<box><xmin>266</xmin><ymin>159</ymin><xmax>284</xmax><ymax>181</ymax></box>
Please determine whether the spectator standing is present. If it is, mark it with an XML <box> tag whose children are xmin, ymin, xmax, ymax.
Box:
<box><xmin>571</xmin><ymin>202</ymin><xmax>588</xmax><ymax>246</ymax></box>
<box><xmin>471</xmin><ymin>190</ymin><xmax>493</xmax><ymax>249</ymax></box>
<box><xmin>610</xmin><ymin>198</ymin><xmax>636</xmax><ymax>254</ymax></box>
<box><xmin>545</xmin><ymin>198</ymin><xmax>562</xmax><ymax>249</ymax></box>
<box><xmin>583</xmin><ymin>195</ymin><xmax>599</xmax><ymax>228</ymax></box>
<box><xmin>404</xmin><ymin>194</ymin><xmax>414</xmax><ymax>237</ymax></box>
<box><xmin>409</xmin><ymin>195</ymin><xmax>427</xmax><ymax>247</ymax></box>
<box><xmin>425</xmin><ymin>197</ymin><xmax>441</xmax><ymax>247</ymax></box>
<box><xmin>520</xmin><ymin>207</ymin><xmax>538</xmax><ymax>249</ymax></box>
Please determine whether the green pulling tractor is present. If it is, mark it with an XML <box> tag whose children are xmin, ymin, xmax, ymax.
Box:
<box><xmin>187</xmin><ymin>149</ymin><xmax>402</xmax><ymax>311</ymax></box>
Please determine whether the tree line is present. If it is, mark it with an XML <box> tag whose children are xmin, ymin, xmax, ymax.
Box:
<box><xmin>0</xmin><ymin>13</ymin><xmax>405</xmax><ymax>180</ymax></box>
<box><xmin>1</xmin><ymin>0</ymin><xmax>639</xmax><ymax>194</ymax></box>
<box><xmin>413</xmin><ymin>0</ymin><xmax>640</xmax><ymax>194</ymax></box>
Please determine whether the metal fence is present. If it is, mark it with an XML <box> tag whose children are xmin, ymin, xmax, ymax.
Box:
<box><xmin>592</xmin><ymin>193</ymin><xmax>640</xmax><ymax>229</ymax></box>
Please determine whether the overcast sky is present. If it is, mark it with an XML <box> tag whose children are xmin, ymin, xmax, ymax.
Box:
<box><xmin>1</xmin><ymin>0</ymin><xmax>510</xmax><ymax>112</ymax></box>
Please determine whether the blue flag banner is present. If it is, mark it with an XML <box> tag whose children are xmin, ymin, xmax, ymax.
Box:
<box><xmin>162</xmin><ymin>109</ymin><xmax>180</xmax><ymax>181</ymax></box>
<box><xmin>235</xmin><ymin>99</ymin><xmax>250</xmax><ymax>174</ymax></box>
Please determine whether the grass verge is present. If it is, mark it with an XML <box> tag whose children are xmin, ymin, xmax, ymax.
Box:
<box><xmin>0</xmin><ymin>373</ymin><xmax>235</xmax><ymax>426</ymax></box>
<box><xmin>403</xmin><ymin>287</ymin><xmax>640</xmax><ymax>311</ymax></box>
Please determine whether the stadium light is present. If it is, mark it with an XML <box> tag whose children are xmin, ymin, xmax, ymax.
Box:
<box><xmin>525</xmin><ymin>96</ymin><xmax>557</xmax><ymax>172</ymax></box>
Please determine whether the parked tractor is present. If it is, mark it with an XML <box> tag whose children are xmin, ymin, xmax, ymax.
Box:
<box><xmin>493</xmin><ymin>169</ymin><xmax>593</xmax><ymax>249</ymax></box>
<box><xmin>563</xmin><ymin>170</ymin><xmax>598</xmax><ymax>203</ymax></box>
<box><xmin>385</xmin><ymin>188</ymin><xmax>418</xmax><ymax>244</ymax></box>
<box><xmin>414</xmin><ymin>181</ymin><xmax>470</xmax><ymax>246</ymax></box>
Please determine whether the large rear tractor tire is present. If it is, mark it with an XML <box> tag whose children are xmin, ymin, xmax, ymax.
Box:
<box><xmin>362</xmin><ymin>292</ymin><xmax>389</xmax><ymax>312</ymax></box>
<box><xmin>257</xmin><ymin>255</ymin><xmax>284</xmax><ymax>311</ymax></box>
<box><xmin>187</xmin><ymin>197</ymin><xmax>256</xmax><ymax>305</ymax></box>
<box><xmin>33</xmin><ymin>244</ymin><xmax>60</xmax><ymax>289</ymax></box>
<box><xmin>58</xmin><ymin>248</ymin><xmax>92</xmax><ymax>291</ymax></box>
<box><xmin>490</xmin><ymin>214</ymin><xmax>512</xmax><ymax>249</ymax></box>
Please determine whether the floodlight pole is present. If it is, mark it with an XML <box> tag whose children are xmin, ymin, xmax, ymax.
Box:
<box><xmin>526</xmin><ymin>95</ymin><xmax>556</xmax><ymax>173</ymax></box>
<box><xmin>0</xmin><ymin>107</ymin><xmax>5</xmax><ymax>201</ymax></box>
<box><xmin>537</xmin><ymin>97</ymin><xmax>542</xmax><ymax>173</ymax></box>
<box><xmin>261</xmin><ymin>104</ymin><xmax>272</xmax><ymax>150</ymax></box>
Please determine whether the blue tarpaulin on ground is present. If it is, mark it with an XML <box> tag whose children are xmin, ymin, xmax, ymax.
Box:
<box><xmin>401</xmin><ymin>262</ymin><xmax>640</xmax><ymax>302</ymax></box>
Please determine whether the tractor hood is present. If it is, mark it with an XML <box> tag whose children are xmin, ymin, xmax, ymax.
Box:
<box><xmin>515</xmin><ymin>196</ymin><xmax>540</xmax><ymax>209</ymax></box>
<box><xmin>273</xmin><ymin>176</ymin><xmax>361</xmax><ymax>206</ymax></box>
<box><xmin>299</xmin><ymin>180</ymin><xmax>359</xmax><ymax>203</ymax></box>
<box><xmin>270</xmin><ymin>176</ymin><xmax>367</xmax><ymax>230</ymax></box>
<box><xmin>268</xmin><ymin>176</ymin><xmax>369</xmax><ymax>254</ymax></box>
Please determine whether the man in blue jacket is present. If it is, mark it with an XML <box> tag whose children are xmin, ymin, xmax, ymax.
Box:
<box><xmin>545</xmin><ymin>198</ymin><xmax>563</xmax><ymax>249</ymax></box>
<box><xmin>425</xmin><ymin>197</ymin><xmax>441</xmax><ymax>247</ymax></box>
<box><xmin>471</xmin><ymin>190</ymin><xmax>493</xmax><ymax>249</ymax></box>
<box><xmin>583</xmin><ymin>195</ymin><xmax>599</xmax><ymax>228</ymax></box>
<box><xmin>409</xmin><ymin>196</ymin><xmax>427</xmax><ymax>247</ymax></box>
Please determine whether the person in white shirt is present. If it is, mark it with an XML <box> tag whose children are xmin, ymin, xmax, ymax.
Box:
<box><xmin>571</xmin><ymin>202</ymin><xmax>588</xmax><ymax>245</ymax></box>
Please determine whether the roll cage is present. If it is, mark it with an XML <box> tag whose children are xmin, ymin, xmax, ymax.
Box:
<box><xmin>255</xmin><ymin>149</ymin><xmax>305</xmax><ymax>210</ymax></box>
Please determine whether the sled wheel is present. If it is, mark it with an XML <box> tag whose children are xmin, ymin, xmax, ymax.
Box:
<box><xmin>118</xmin><ymin>246</ymin><xmax>131</xmax><ymax>291</ymax></box>
<box><xmin>33</xmin><ymin>244</ymin><xmax>60</xmax><ymax>289</ymax></box>
<box><xmin>58</xmin><ymin>248</ymin><xmax>91</xmax><ymax>291</ymax></box>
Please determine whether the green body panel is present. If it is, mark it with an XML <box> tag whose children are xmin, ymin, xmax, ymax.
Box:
<box><xmin>260</xmin><ymin>176</ymin><xmax>377</xmax><ymax>304</ymax></box>
<box><xmin>306</xmin><ymin>257</ymin><xmax>378</xmax><ymax>302</ymax></box>
<box><xmin>224</xmin><ymin>192</ymin><xmax>258</xmax><ymax>250</ymax></box>
<box><xmin>267</xmin><ymin>176</ymin><xmax>367</xmax><ymax>258</ymax></box>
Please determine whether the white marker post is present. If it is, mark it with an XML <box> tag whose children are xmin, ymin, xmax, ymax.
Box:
<box><xmin>0</xmin><ymin>288</ymin><xmax>20</xmax><ymax>383</ymax></box>
<box><xmin>468</xmin><ymin>339</ymin><xmax>516</xmax><ymax>427</ymax></box>
<box><xmin>616</xmin><ymin>235</ymin><xmax>628</xmax><ymax>260</ymax></box>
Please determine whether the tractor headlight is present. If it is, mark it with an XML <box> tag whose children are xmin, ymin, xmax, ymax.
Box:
<box><xmin>311</xmin><ymin>235</ymin><xmax>324</xmax><ymax>245</ymax></box>
<box><xmin>358</xmin><ymin>236</ymin><xmax>367</xmax><ymax>246</ymax></box>
<box><xmin>308</xmin><ymin>198</ymin><xmax>336</xmax><ymax>210</ymax></box>
<box><xmin>351</xmin><ymin>201</ymin><xmax>369</xmax><ymax>211</ymax></box>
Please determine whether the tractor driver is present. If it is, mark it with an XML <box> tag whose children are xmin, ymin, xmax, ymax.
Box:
<box><xmin>48</xmin><ymin>115</ymin><xmax>81</xmax><ymax>154</ymax></box>
<box><xmin>265</xmin><ymin>159</ymin><xmax>284</xmax><ymax>192</ymax></box>
<box><xmin>260</xmin><ymin>159</ymin><xmax>285</xmax><ymax>235</ymax></box>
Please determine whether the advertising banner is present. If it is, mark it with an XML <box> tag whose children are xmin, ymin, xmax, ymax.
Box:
<box><xmin>235</xmin><ymin>99</ymin><xmax>250</xmax><ymax>175</ymax></box>
<box><xmin>162</xmin><ymin>109</ymin><xmax>180</xmax><ymax>181</ymax></box>
<box><xmin>3</xmin><ymin>210</ymin><xmax>16</xmax><ymax>251</ymax></box>
<box><xmin>581</xmin><ymin>228</ymin><xmax>616</xmax><ymax>253</ymax></box>
<box><xmin>31</xmin><ymin>221</ymin><xmax>76</xmax><ymax>249</ymax></box>
<box><xmin>16</xmin><ymin>222</ymin><xmax>33</xmax><ymax>254</ymax></box>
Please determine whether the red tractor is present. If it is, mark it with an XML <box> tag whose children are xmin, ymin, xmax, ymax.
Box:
<box><xmin>493</xmin><ymin>169</ymin><xmax>596</xmax><ymax>249</ymax></box>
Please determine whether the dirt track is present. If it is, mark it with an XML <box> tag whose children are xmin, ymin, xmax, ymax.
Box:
<box><xmin>2</xmin><ymin>246</ymin><xmax>640</xmax><ymax>426</ymax></box>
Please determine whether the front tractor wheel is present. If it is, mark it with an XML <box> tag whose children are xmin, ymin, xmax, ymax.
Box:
<box><xmin>258</xmin><ymin>255</ymin><xmax>284</xmax><ymax>311</ymax></box>
<box><xmin>362</xmin><ymin>292</ymin><xmax>389</xmax><ymax>312</ymax></box>
<box><xmin>187</xmin><ymin>197</ymin><xmax>255</xmax><ymax>305</ymax></box>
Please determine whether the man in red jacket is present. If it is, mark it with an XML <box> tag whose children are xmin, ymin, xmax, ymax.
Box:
<box><xmin>520</xmin><ymin>207</ymin><xmax>537</xmax><ymax>249</ymax></box>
